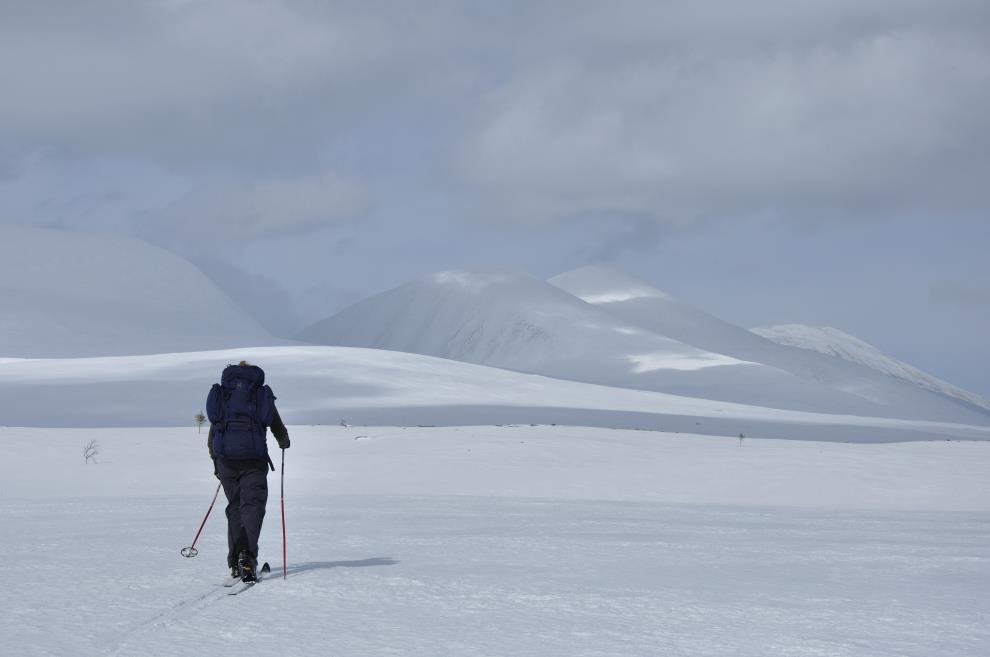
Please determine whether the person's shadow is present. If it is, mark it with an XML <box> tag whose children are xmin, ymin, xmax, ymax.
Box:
<box><xmin>283</xmin><ymin>557</ymin><xmax>398</xmax><ymax>578</ymax></box>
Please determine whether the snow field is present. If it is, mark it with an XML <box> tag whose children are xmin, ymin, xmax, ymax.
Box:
<box><xmin>2</xmin><ymin>425</ymin><xmax>989</xmax><ymax>656</ymax></box>
<box><xmin>3</xmin><ymin>346</ymin><xmax>989</xmax><ymax>444</ymax></box>
<box><xmin>2</xmin><ymin>424</ymin><xmax>988</xmax><ymax>511</ymax></box>
<box><xmin>10</xmin><ymin>496</ymin><xmax>989</xmax><ymax>657</ymax></box>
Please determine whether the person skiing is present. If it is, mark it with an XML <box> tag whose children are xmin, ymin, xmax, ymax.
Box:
<box><xmin>206</xmin><ymin>360</ymin><xmax>290</xmax><ymax>582</ymax></box>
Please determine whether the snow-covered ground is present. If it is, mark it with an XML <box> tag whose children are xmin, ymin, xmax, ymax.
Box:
<box><xmin>2</xmin><ymin>231</ymin><xmax>987</xmax><ymax>655</ymax></box>
<box><xmin>2</xmin><ymin>346</ymin><xmax>989</xmax><ymax>442</ymax></box>
<box><xmin>3</xmin><ymin>425</ymin><xmax>989</xmax><ymax>657</ymax></box>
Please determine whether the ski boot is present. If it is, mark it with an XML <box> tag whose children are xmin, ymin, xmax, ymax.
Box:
<box><xmin>238</xmin><ymin>550</ymin><xmax>257</xmax><ymax>583</ymax></box>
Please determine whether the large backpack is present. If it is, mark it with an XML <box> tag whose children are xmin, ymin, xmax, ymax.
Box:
<box><xmin>206</xmin><ymin>364</ymin><xmax>276</xmax><ymax>460</ymax></box>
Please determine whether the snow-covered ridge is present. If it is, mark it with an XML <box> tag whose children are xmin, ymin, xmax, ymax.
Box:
<box><xmin>549</xmin><ymin>265</ymin><xmax>990</xmax><ymax>424</ymax></box>
<box><xmin>3</xmin><ymin>224</ymin><xmax>986</xmax><ymax>428</ymax></box>
<box><xmin>753</xmin><ymin>324</ymin><xmax>990</xmax><ymax>412</ymax></box>
<box><xmin>297</xmin><ymin>270</ymin><xmax>750</xmax><ymax>374</ymax></box>
<box><xmin>0</xmin><ymin>225</ymin><xmax>275</xmax><ymax>357</ymax></box>
<box><xmin>297</xmin><ymin>270</ymin><xmax>952</xmax><ymax>419</ymax></box>
<box><xmin>2</xmin><ymin>346</ymin><xmax>989</xmax><ymax>442</ymax></box>
<box><xmin>293</xmin><ymin>266</ymin><xmax>990</xmax><ymax>424</ymax></box>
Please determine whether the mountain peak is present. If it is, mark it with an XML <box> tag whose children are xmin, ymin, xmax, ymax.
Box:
<box><xmin>550</xmin><ymin>266</ymin><xmax>677</xmax><ymax>304</ymax></box>
<box><xmin>753</xmin><ymin>324</ymin><xmax>990</xmax><ymax>412</ymax></box>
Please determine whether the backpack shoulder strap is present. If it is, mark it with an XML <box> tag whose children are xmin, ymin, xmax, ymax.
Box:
<box><xmin>257</xmin><ymin>385</ymin><xmax>276</xmax><ymax>427</ymax></box>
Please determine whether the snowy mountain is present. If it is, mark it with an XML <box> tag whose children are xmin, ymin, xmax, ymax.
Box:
<box><xmin>753</xmin><ymin>324</ymin><xmax>990</xmax><ymax>411</ymax></box>
<box><xmin>0</xmin><ymin>225</ymin><xmax>274</xmax><ymax>356</ymax></box>
<box><xmin>297</xmin><ymin>271</ymin><xmax>736</xmax><ymax>372</ymax></box>
<box><xmin>549</xmin><ymin>266</ymin><xmax>990</xmax><ymax>424</ymax></box>
<box><xmin>549</xmin><ymin>265</ymin><xmax>789</xmax><ymax>361</ymax></box>
<box><xmin>296</xmin><ymin>270</ymin><xmax>988</xmax><ymax>423</ymax></box>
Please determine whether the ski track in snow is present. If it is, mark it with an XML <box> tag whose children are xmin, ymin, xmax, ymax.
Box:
<box><xmin>6</xmin><ymin>497</ymin><xmax>989</xmax><ymax>657</ymax></box>
<box><xmin>3</xmin><ymin>425</ymin><xmax>989</xmax><ymax>657</ymax></box>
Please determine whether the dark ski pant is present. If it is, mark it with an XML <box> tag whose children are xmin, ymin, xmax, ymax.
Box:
<box><xmin>216</xmin><ymin>458</ymin><xmax>268</xmax><ymax>569</ymax></box>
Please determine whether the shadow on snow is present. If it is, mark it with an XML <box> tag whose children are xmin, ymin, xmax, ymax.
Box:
<box><xmin>284</xmin><ymin>557</ymin><xmax>399</xmax><ymax>578</ymax></box>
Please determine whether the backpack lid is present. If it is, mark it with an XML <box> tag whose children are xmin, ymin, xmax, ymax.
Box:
<box><xmin>220</xmin><ymin>364</ymin><xmax>265</xmax><ymax>390</ymax></box>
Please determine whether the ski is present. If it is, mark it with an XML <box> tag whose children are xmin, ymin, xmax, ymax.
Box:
<box><xmin>227</xmin><ymin>581</ymin><xmax>255</xmax><ymax>595</ymax></box>
<box><xmin>227</xmin><ymin>562</ymin><xmax>270</xmax><ymax>595</ymax></box>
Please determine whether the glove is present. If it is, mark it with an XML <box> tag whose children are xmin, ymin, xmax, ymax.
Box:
<box><xmin>213</xmin><ymin>458</ymin><xmax>220</xmax><ymax>480</ymax></box>
<box><xmin>277</xmin><ymin>436</ymin><xmax>290</xmax><ymax>450</ymax></box>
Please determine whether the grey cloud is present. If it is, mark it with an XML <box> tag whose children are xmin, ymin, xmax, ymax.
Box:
<box><xmin>8</xmin><ymin>1</ymin><xmax>987</xmax><ymax>232</ymax></box>
<box><xmin>0</xmin><ymin>1</ymin><xmax>471</xmax><ymax>167</ymax></box>
<box><xmin>455</xmin><ymin>2</ymin><xmax>990</xmax><ymax>224</ymax></box>
<box><xmin>152</xmin><ymin>171</ymin><xmax>367</xmax><ymax>243</ymax></box>
<box><xmin>929</xmin><ymin>281</ymin><xmax>990</xmax><ymax>308</ymax></box>
<box><xmin>571</xmin><ymin>215</ymin><xmax>670</xmax><ymax>263</ymax></box>
<box><xmin>0</xmin><ymin>160</ymin><xmax>17</xmax><ymax>182</ymax></box>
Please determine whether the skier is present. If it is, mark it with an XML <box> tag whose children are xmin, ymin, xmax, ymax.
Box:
<box><xmin>206</xmin><ymin>360</ymin><xmax>290</xmax><ymax>582</ymax></box>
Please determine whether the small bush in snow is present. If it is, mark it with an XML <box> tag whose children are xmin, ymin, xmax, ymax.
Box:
<box><xmin>84</xmin><ymin>439</ymin><xmax>100</xmax><ymax>464</ymax></box>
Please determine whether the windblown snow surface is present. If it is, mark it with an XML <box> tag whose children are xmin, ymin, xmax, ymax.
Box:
<box><xmin>2</xmin><ymin>425</ymin><xmax>989</xmax><ymax>657</ymax></box>
<box><xmin>753</xmin><ymin>323</ymin><xmax>990</xmax><ymax>411</ymax></box>
<box><xmin>0</xmin><ymin>225</ymin><xmax>274</xmax><ymax>356</ymax></box>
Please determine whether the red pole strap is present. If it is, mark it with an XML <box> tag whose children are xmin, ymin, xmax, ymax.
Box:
<box><xmin>186</xmin><ymin>482</ymin><xmax>222</xmax><ymax>555</ymax></box>
<box><xmin>281</xmin><ymin>448</ymin><xmax>287</xmax><ymax>580</ymax></box>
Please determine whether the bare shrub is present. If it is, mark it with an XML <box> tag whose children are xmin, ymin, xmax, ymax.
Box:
<box><xmin>84</xmin><ymin>439</ymin><xmax>100</xmax><ymax>464</ymax></box>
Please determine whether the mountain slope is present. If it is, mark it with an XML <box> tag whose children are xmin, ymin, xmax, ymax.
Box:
<box><xmin>0</xmin><ymin>225</ymin><xmax>274</xmax><ymax>356</ymax></box>
<box><xmin>298</xmin><ymin>271</ymin><xmax>735</xmax><ymax>369</ymax></box>
<box><xmin>753</xmin><ymin>324</ymin><xmax>990</xmax><ymax>411</ymax></box>
<box><xmin>549</xmin><ymin>266</ymin><xmax>990</xmax><ymax>424</ymax></box>
<box><xmin>295</xmin><ymin>271</ymin><xmax>965</xmax><ymax>419</ymax></box>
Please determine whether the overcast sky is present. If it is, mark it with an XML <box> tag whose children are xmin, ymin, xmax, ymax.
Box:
<box><xmin>1</xmin><ymin>0</ymin><xmax>988</xmax><ymax>395</ymax></box>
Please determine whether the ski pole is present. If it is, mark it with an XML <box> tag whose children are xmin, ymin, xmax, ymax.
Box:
<box><xmin>281</xmin><ymin>448</ymin><xmax>287</xmax><ymax>579</ymax></box>
<box><xmin>181</xmin><ymin>481</ymin><xmax>222</xmax><ymax>558</ymax></box>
